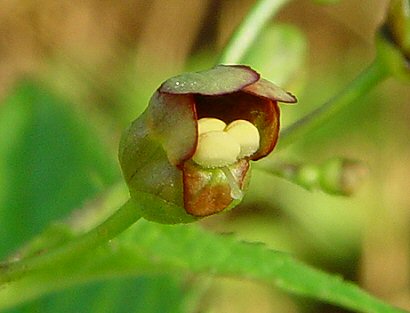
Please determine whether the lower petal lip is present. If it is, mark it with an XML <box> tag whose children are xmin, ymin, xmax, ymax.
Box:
<box><xmin>183</xmin><ymin>160</ymin><xmax>250</xmax><ymax>217</ymax></box>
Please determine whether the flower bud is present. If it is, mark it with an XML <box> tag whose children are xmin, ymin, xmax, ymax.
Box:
<box><xmin>377</xmin><ymin>0</ymin><xmax>410</xmax><ymax>81</ymax></box>
<box><xmin>265</xmin><ymin>157</ymin><xmax>368</xmax><ymax>196</ymax></box>
<box><xmin>385</xmin><ymin>0</ymin><xmax>410</xmax><ymax>59</ymax></box>
<box><xmin>319</xmin><ymin>158</ymin><xmax>368</xmax><ymax>196</ymax></box>
<box><xmin>119</xmin><ymin>65</ymin><xmax>296</xmax><ymax>224</ymax></box>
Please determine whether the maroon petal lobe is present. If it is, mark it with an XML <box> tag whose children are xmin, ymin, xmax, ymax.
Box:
<box><xmin>159</xmin><ymin>65</ymin><xmax>260</xmax><ymax>96</ymax></box>
<box><xmin>147</xmin><ymin>91</ymin><xmax>197</xmax><ymax>167</ymax></box>
<box><xmin>183</xmin><ymin>160</ymin><xmax>250</xmax><ymax>217</ymax></box>
<box><xmin>243</xmin><ymin>78</ymin><xmax>297</xmax><ymax>104</ymax></box>
<box><xmin>194</xmin><ymin>91</ymin><xmax>280</xmax><ymax>160</ymax></box>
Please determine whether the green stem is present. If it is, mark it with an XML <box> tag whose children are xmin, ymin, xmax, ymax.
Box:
<box><xmin>278</xmin><ymin>58</ymin><xmax>389</xmax><ymax>149</ymax></box>
<box><xmin>0</xmin><ymin>199</ymin><xmax>140</xmax><ymax>284</ymax></box>
<box><xmin>218</xmin><ymin>0</ymin><xmax>291</xmax><ymax>64</ymax></box>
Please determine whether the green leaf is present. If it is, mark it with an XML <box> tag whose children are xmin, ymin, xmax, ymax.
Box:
<box><xmin>0</xmin><ymin>81</ymin><xmax>119</xmax><ymax>258</ymax></box>
<box><xmin>118</xmin><ymin>221</ymin><xmax>405</xmax><ymax>313</ymax></box>
<box><xmin>2</xmin><ymin>219</ymin><xmax>403</xmax><ymax>312</ymax></box>
<box><xmin>2</xmin><ymin>276</ymin><xmax>183</xmax><ymax>313</ymax></box>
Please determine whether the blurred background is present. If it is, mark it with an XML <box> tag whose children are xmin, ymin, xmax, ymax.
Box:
<box><xmin>0</xmin><ymin>0</ymin><xmax>409</xmax><ymax>312</ymax></box>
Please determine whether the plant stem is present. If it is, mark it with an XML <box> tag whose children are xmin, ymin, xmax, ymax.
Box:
<box><xmin>278</xmin><ymin>58</ymin><xmax>389</xmax><ymax>149</ymax></box>
<box><xmin>218</xmin><ymin>0</ymin><xmax>291</xmax><ymax>64</ymax></box>
<box><xmin>0</xmin><ymin>199</ymin><xmax>140</xmax><ymax>284</ymax></box>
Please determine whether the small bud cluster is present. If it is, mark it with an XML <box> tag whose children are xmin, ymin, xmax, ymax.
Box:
<box><xmin>192</xmin><ymin>118</ymin><xmax>260</xmax><ymax>168</ymax></box>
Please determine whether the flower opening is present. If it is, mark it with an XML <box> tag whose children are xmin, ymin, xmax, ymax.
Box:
<box><xmin>119</xmin><ymin>65</ymin><xmax>296</xmax><ymax>223</ymax></box>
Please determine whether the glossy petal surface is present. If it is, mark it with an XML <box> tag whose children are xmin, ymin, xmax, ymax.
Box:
<box><xmin>243</xmin><ymin>78</ymin><xmax>297</xmax><ymax>103</ymax></box>
<box><xmin>183</xmin><ymin>160</ymin><xmax>249</xmax><ymax>216</ymax></box>
<box><xmin>159</xmin><ymin>65</ymin><xmax>259</xmax><ymax>95</ymax></box>
<box><xmin>147</xmin><ymin>91</ymin><xmax>197</xmax><ymax>166</ymax></box>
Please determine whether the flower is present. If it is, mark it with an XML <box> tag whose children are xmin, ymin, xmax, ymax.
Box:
<box><xmin>119</xmin><ymin>65</ymin><xmax>296</xmax><ymax>224</ymax></box>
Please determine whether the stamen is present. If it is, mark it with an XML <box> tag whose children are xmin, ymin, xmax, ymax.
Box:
<box><xmin>221</xmin><ymin>166</ymin><xmax>243</xmax><ymax>199</ymax></box>
<box><xmin>225</xmin><ymin>120</ymin><xmax>260</xmax><ymax>158</ymax></box>
<box><xmin>198</xmin><ymin>118</ymin><xmax>226</xmax><ymax>134</ymax></box>
<box><xmin>192</xmin><ymin>131</ymin><xmax>240</xmax><ymax>168</ymax></box>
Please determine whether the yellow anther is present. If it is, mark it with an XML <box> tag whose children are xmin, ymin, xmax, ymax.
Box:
<box><xmin>225</xmin><ymin>120</ymin><xmax>260</xmax><ymax>158</ymax></box>
<box><xmin>193</xmin><ymin>118</ymin><xmax>260</xmax><ymax>168</ymax></box>
<box><xmin>198</xmin><ymin>118</ymin><xmax>226</xmax><ymax>135</ymax></box>
<box><xmin>192</xmin><ymin>131</ymin><xmax>240</xmax><ymax>168</ymax></box>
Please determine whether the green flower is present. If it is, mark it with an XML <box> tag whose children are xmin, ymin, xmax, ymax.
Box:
<box><xmin>119</xmin><ymin>65</ymin><xmax>296</xmax><ymax>224</ymax></box>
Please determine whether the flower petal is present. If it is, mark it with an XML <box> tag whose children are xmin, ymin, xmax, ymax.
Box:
<box><xmin>183</xmin><ymin>160</ymin><xmax>250</xmax><ymax>217</ymax></box>
<box><xmin>147</xmin><ymin>91</ymin><xmax>197</xmax><ymax>167</ymax></box>
<box><xmin>159</xmin><ymin>65</ymin><xmax>260</xmax><ymax>95</ymax></box>
<box><xmin>243</xmin><ymin>78</ymin><xmax>297</xmax><ymax>103</ymax></box>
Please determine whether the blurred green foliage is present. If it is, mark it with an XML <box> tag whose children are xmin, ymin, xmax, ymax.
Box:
<box><xmin>0</xmin><ymin>82</ymin><xmax>118</xmax><ymax>258</ymax></box>
<box><xmin>241</xmin><ymin>23</ymin><xmax>307</xmax><ymax>91</ymax></box>
<box><xmin>5</xmin><ymin>276</ymin><xmax>183</xmax><ymax>313</ymax></box>
<box><xmin>0</xmin><ymin>83</ymin><xmax>184</xmax><ymax>313</ymax></box>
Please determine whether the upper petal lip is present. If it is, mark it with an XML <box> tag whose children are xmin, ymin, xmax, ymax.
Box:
<box><xmin>242</xmin><ymin>78</ymin><xmax>297</xmax><ymax>103</ymax></box>
<box><xmin>159</xmin><ymin>65</ymin><xmax>260</xmax><ymax>96</ymax></box>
